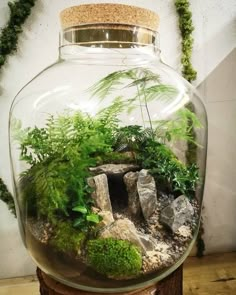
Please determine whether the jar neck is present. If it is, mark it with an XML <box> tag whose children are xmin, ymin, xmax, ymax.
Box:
<box><xmin>59</xmin><ymin>24</ymin><xmax>160</xmax><ymax>64</ymax></box>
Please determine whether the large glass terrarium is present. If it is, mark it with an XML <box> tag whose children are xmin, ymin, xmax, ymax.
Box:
<box><xmin>9</xmin><ymin>4</ymin><xmax>207</xmax><ymax>293</ymax></box>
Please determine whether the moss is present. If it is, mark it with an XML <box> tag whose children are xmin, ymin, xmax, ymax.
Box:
<box><xmin>87</xmin><ymin>238</ymin><xmax>142</xmax><ymax>278</ymax></box>
<box><xmin>50</xmin><ymin>221</ymin><xmax>85</xmax><ymax>255</ymax></box>
<box><xmin>175</xmin><ymin>0</ymin><xmax>197</xmax><ymax>82</ymax></box>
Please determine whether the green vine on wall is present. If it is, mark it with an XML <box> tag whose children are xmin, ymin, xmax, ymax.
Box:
<box><xmin>0</xmin><ymin>178</ymin><xmax>16</xmax><ymax>216</ymax></box>
<box><xmin>175</xmin><ymin>0</ymin><xmax>205</xmax><ymax>257</ymax></box>
<box><xmin>0</xmin><ymin>0</ymin><xmax>36</xmax><ymax>67</ymax></box>
<box><xmin>175</xmin><ymin>0</ymin><xmax>197</xmax><ymax>83</ymax></box>
<box><xmin>0</xmin><ymin>0</ymin><xmax>37</xmax><ymax>215</ymax></box>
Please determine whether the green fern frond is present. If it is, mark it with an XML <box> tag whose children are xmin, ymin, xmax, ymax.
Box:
<box><xmin>153</xmin><ymin>107</ymin><xmax>202</xmax><ymax>145</ymax></box>
<box><xmin>138</xmin><ymin>85</ymin><xmax>178</xmax><ymax>102</ymax></box>
<box><xmin>97</xmin><ymin>96</ymin><xmax>125</xmax><ymax>124</ymax></box>
<box><xmin>89</xmin><ymin>70</ymin><xmax>131</xmax><ymax>99</ymax></box>
<box><xmin>89</xmin><ymin>67</ymin><xmax>161</xmax><ymax>100</ymax></box>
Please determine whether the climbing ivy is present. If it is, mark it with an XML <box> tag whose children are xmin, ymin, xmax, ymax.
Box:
<box><xmin>175</xmin><ymin>0</ymin><xmax>205</xmax><ymax>257</ymax></box>
<box><xmin>175</xmin><ymin>0</ymin><xmax>197</xmax><ymax>83</ymax></box>
<box><xmin>0</xmin><ymin>0</ymin><xmax>36</xmax><ymax>215</ymax></box>
<box><xmin>0</xmin><ymin>0</ymin><xmax>37</xmax><ymax>68</ymax></box>
<box><xmin>0</xmin><ymin>178</ymin><xmax>16</xmax><ymax>216</ymax></box>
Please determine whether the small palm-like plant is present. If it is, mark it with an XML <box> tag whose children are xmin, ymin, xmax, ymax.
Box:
<box><xmin>90</xmin><ymin>67</ymin><xmax>178</xmax><ymax>133</ymax></box>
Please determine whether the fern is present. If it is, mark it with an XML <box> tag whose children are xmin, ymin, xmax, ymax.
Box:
<box><xmin>90</xmin><ymin>67</ymin><xmax>177</xmax><ymax>104</ymax></box>
<box><xmin>16</xmin><ymin>110</ymin><xmax>120</xmax><ymax>226</ymax></box>
<box><xmin>89</xmin><ymin>67</ymin><xmax>178</xmax><ymax>133</ymax></box>
<box><xmin>154</xmin><ymin>107</ymin><xmax>202</xmax><ymax>145</ymax></box>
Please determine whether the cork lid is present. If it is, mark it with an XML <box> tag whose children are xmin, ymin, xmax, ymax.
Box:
<box><xmin>60</xmin><ymin>4</ymin><xmax>159</xmax><ymax>31</ymax></box>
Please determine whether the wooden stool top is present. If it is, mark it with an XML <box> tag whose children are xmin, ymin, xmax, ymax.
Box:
<box><xmin>37</xmin><ymin>265</ymin><xmax>183</xmax><ymax>295</ymax></box>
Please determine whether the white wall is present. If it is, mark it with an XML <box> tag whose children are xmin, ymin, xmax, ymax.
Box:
<box><xmin>198</xmin><ymin>49</ymin><xmax>236</xmax><ymax>254</ymax></box>
<box><xmin>0</xmin><ymin>0</ymin><xmax>235</xmax><ymax>278</ymax></box>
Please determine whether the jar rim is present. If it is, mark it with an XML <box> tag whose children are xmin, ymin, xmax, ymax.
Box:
<box><xmin>60</xmin><ymin>24</ymin><xmax>158</xmax><ymax>48</ymax></box>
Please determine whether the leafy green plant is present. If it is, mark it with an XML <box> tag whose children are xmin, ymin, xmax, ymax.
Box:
<box><xmin>138</xmin><ymin>139</ymin><xmax>200</xmax><ymax>199</ymax></box>
<box><xmin>87</xmin><ymin>238</ymin><xmax>142</xmax><ymax>278</ymax></box>
<box><xmin>113</xmin><ymin>125</ymin><xmax>152</xmax><ymax>154</ymax></box>
<box><xmin>14</xmin><ymin>111</ymin><xmax>121</xmax><ymax>227</ymax></box>
<box><xmin>72</xmin><ymin>205</ymin><xmax>102</xmax><ymax>229</ymax></box>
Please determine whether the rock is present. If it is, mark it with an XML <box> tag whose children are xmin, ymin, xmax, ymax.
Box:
<box><xmin>89</xmin><ymin>164</ymin><xmax>139</xmax><ymax>175</ymax></box>
<box><xmin>160</xmin><ymin>195</ymin><xmax>194</xmax><ymax>232</ymax></box>
<box><xmin>99</xmin><ymin>218</ymin><xmax>146</xmax><ymax>253</ymax></box>
<box><xmin>123</xmin><ymin>172</ymin><xmax>141</xmax><ymax>217</ymax></box>
<box><xmin>87</xmin><ymin>174</ymin><xmax>112</xmax><ymax>213</ymax></box>
<box><xmin>137</xmin><ymin>169</ymin><xmax>158</xmax><ymax>221</ymax></box>
<box><xmin>98</xmin><ymin>211</ymin><xmax>114</xmax><ymax>227</ymax></box>
<box><xmin>158</xmin><ymin>192</ymin><xmax>175</xmax><ymax>210</ymax></box>
<box><xmin>137</xmin><ymin>233</ymin><xmax>156</xmax><ymax>251</ymax></box>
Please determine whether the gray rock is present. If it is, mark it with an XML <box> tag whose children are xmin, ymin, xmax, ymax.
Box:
<box><xmin>89</xmin><ymin>164</ymin><xmax>139</xmax><ymax>175</ymax></box>
<box><xmin>137</xmin><ymin>233</ymin><xmax>156</xmax><ymax>251</ymax></box>
<box><xmin>160</xmin><ymin>195</ymin><xmax>194</xmax><ymax>232</ymax></box>
<box><xmin>99</xmin><ymin>218</ymin><xmax>146</xmax><ymax>253</ymax></box>
<box><xmin>123</xmin><ymin>172</ymin><xmax>141</xmax><ymax>217</ymax></box>
<box><xmin>87</xmin><ymin>174</ymin><xmax>112</xmax><ymax>213</ymax></box>
<box><xmin>137</xmin><ymin>169</ymin><xmax>158</xmax><ymax>221</ymax></box>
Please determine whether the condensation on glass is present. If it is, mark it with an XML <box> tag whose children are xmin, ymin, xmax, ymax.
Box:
<box><xmin>9</xmin><ymin>4</ymin><xmax>207</xmax><ymax>293</ymax></box>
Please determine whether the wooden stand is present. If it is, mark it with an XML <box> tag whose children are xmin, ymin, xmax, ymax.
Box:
<box><xmin>37</xmin><ymin>265</ymin><xmax>183</xmax><ymax>295</ymax></box>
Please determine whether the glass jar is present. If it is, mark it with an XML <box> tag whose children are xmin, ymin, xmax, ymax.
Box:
<box><xmin>9</xmin><ymin>4</ymin><xmax>207</xmax><ymax>293</ymax></box>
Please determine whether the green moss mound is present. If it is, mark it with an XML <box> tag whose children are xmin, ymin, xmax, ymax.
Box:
<box><xmin>87</xmin><ymin>238</ymin><xmax>142</xmax><ymax>278</ymax></box>
<box><xmin>50</xmin><ymin>221</ymin><xmax>85</xmax><ymax>255</ymax></box>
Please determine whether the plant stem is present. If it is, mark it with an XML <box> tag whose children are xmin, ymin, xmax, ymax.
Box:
<box><xmin>141</xmin><ymin>83</ymin><xmax>154</xmax><ymax>136</ymax></box>
<box><xmin>136</xmin><ymin>85</ymin><xmax>146</xmax><ymax>129</ymax></box>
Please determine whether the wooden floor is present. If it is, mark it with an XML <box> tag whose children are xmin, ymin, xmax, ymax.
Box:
<box><xmin>0</xmin><ymin>252</ymin><xmax>235</xmax><ymax>295</ymax></box>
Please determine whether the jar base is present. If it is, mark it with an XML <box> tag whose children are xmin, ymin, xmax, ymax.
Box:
<box><xmin>37</xmin><ymin>266</ymin><xmax>183</xmax><ymax>295</ymax></box>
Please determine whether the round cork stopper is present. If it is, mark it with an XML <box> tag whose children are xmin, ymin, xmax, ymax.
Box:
<box><xmin>60</xmin><ymin>4</ymin><xmax>159</xmax><ymax>31</ymax></box>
